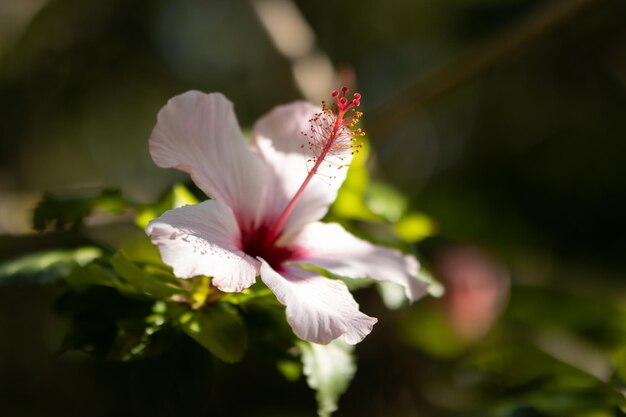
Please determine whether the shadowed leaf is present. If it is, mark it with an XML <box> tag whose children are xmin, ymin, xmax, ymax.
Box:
<box><xmin>33</xmin><ymin>188</ymin><xmax>132</xmax><ymax>231</ymax></box>
<box><xmin>182</xmin><ymin>303</ymin><xmax>248</xmax><ymax>363</ymax></box>
<box><xmin>0</xmin><ymin>247</ymin><xmax>102</xmax><ymax>285</ymax></box>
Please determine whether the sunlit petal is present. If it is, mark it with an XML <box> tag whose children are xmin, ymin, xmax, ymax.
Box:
<box><xmin>294</xmin><ymin>222</ymin><xmax>429</xmax><ymax>302</ymax></box>
<box><xmin>149</xmin><ymin>91</ymin><xmax>269</xmax><ymax>229</ymax></box>
<box><xmin>259</xmin><ymin>260</ymin><xmax>377</xmax><ymax>344</ymax></box>
<box><xmin>146</xmin><ymin>200</ymin><xmax>258</xmax><ymax>292</ymax></box>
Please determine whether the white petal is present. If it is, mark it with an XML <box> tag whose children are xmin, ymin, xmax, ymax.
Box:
<box><xmin>146</xmin><ymin>200</ymin><xmax>258</xmax><ymax>292</ymax></box>
<box><xmin>295</xmin><ymin>222</ymin><xmax>429</xmax><ymax>303</ymax></box>
<box><xmin>252</xmin><ymin>102</ymin><xmax>353</xmax><ymax>240</ymax></box>
<box><xmin>149</xmin><ymin>91</ymin><xmax>268</xmax><ymax>229</ymax></box>
<box><xmin>259</xmin><ymin>260</ymin><xmax>377</xmax><ymax>345</ymax></box>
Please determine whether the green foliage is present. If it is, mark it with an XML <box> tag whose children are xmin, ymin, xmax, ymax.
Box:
<box><xmin>400</xmin><ymin>301</ymin><xmax>468</xmax><ymax>358</ymax></box>
<box><xmin>396</xmin><ymin>280</ymin><xmax>626</xmax><ymax>416</ymax></box>
<box><xmin>25</xmin><ymin>183</ymin><xmax>263</xmax><ymax>367</ymax></box>
<box><xmin>33</xmin><ymin>188</ymin><xmax>132</xmax><ymax>231</ymax></box>
<box><xmin>33</xmin><ymin>183</ymin><xmax>199</xmax><ymax>233</ymax></box>
<box><xmin>239</xmin><ymin>292</ymin><xmax>297</xmax><ymax>352</ymax></box>
<box><xmin>277</xmin><ymin>359</ymin><xmax>302</xmax><ymax>382</ymax></box>
<box><xmin>21</xmin><ymin>158</ymin><xmax>443</xmax><ymax>417</ymax></box>
<box><xmin>331</xmin><ymin>140</ymin><xmax>381</xmax><ymax>222</ymax></box>
<box><xmin>460</xmin><ymin>341</ymin><xmax>626</xmax><ymax>417</ymax></box>
<box><xmin>181</xmin><ymin>303</ymin><xmax>248</xmax><ymax>363</ymax></box>
<box><xmin>135</xmin><ymin>184</ymin><xmax>199</xmax><ymax>229</ymax></box>
<box><xmin>299</xmin><ymin>340</ymin><xmax>356</xmax><ymax>417</ymax></box>
<box><xmin>394</xmin><ymin>212</ymin><xmax>437</xmax><ymax>242</ymax></box>
<box><xmin>19</xmin><ymin>175</ymin><xmax>626</xmax><ymax>417</ymax></box>
<box><xmin>106</xmin><ymin>310</ymin><xmax>176</xmax><ymax>362</ymax></box>
<box><xmin>507</xmin><ymin>285</ymin><xmax>626</xmax><ymax>348</ymax></box>
<box><xmin>109</xmin><ymin>251</ymin><xmax>183</xmax><ymax>298</ymax></box>
<box><xmin>66</xmin><ymin>253</ymin><xmax>183</xmax><ymax>299</ymax></box>
<box><xmin>62</xmin><ymin>253</ymin><xmax>255</xmax><ymax>363</ymax></box>
<box><xmin>330</xmin><ymin>139</ymin><xmax>437</xmax><ymax>244</ymax></box>
<box><xmin>0</xmin><ymin>247</ymin><xmax>101</xmax><ymax>284</ymax></box>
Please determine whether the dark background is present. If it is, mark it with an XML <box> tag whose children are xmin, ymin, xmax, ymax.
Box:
<box><xmin>1</xmin><ymin>0</ymin><xmax>626</xmax><ymax>416</ymax></box>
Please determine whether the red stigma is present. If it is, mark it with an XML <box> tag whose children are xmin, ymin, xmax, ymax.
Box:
<box><xmin>332</xmin><ymin>88</ymin><xmax>362</xmax><ymax>111</ymax></box>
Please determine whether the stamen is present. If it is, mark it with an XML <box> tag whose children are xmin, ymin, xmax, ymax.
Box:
<box><xmin>262</xmin><ymin>88</ymin><xmax>365</xmax><ymax>246</ymax></box>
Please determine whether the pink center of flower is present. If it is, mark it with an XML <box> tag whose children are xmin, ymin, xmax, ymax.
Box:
<box><xmin>245</xmin><ymin>87</ymin><xmax>364</xmax><ymax>270</ymax></box>
<box><xmin>240</xmin><ymin>224</ymin><xmax>300</xmax><ymax>272</ymax></box>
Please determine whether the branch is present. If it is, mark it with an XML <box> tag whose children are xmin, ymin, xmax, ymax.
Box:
<box><xmin>367</xmin><ymin>0</ymin><xmax>607</xmax><ymax>136</ymax></box>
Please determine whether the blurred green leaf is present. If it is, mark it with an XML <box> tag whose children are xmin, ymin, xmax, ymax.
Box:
<box><xmin>299</xmin><ymin>339</ymin><xmax>356</xmax><ymax>417</ymax></box>
<box><xmin>277</xmin><ymin>359</ymin><xmax>302</xmax><ymax>382</ymax></box>
<box><xmin>66</xmin><ymin>262</ymin><xmax>121</xmax><ymax>289</ymax></box>
<box><xmin>376</xmin><ymin>281</ymin><xmax>409</xmax><ymax>310</ymax></box>
<box><xmin>110</xmin><ymin>251</ymin><xmax>183</xmax><ymax>298</ymax></box>
<box><xmin>613</xmin><ymin>347</ymin><xmax>626</xmax><ymax>384</ymax></box>
<box><xmin>507</xmin><ymin>285</ymin><xmax>626</xmax><ymax>348</ymax></box>
<box><xmin>332</xmin><ymin>189</ymin><xmax>379</xmax><ymax>221</ymax></box>
<box><xmin>33</xmin><ymin>188</ymin><xmax>132</xmax><ymax>231</ymax></box>
<box><xmin>417</xmin><ymin>268</ymin><xmax>445</xmax><ymax>298</ymax></box>
<box><xmin>116</xmin><ymin>233</ymin><xmax>163</xmax><ymax>265</ymax></box>
<box><xmin>331</xmin><ymin>139</ymin><xmax>380</xmax><ymax>222</ymax></box>
<box><xmin>239</xmin><ymin>293</ymin><xmax>296</xmax><ymax>353</ymax></box>
<box><xmin>461</xmin><ymin>333</ymin><xmax>626</xmax><ymax>416</ymax></box>
<box><xmin>182</xmin><ymin>303</ymin><xmax>248</xmax><ymax>363</ymax></box>
<box><xmin>393</xmin><ymin>211</ymin><xmax>437</xmax><ymax>242</ymax></box>
<box><xmin>364</xmin><ymin>182</ymin><xmax>408</xmax><ymax>222</ymax></box>
<box><xmin>0</xmin><ymin>247</ymin><xmax>102</xmax><ymax>285</ymax></box>
<box><xmin>66</xmin><ymin>252</ymin><xmax>183</xmax><ymax>299</ymax></box>
<box><xmin>400</xmin><ymin>303</ymin><xmax>467</xmax><ymax>358</ymax></box>
<box><xmin>135</xmin><ymin>183</ymin><xmax>199</xmax><ymax>229</ymax></box>
<box><xmin>221</xmin><ymin>280</ymin><xmax>274</xmax><ymax>305</ymax></box>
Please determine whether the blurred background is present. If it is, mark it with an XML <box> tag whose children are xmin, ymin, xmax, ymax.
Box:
<box><xmin>1</xmin><ymin>0</ymin><xmax>626</xmax><ymax>416</ymax></box>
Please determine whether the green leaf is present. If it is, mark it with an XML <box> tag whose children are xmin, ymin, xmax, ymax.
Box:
<box><xmin>182</xmin><ymin>303</ymin><xmax>248</xmax><ymax>363</ymax></box>
<box><xmin>331</xmin><ymin>139</ymin><xmax>381</xmax><ymax>222</ymax></box>
<box><xmin>613</xmin><ymin>347</ymin><xmax>626</xmax><ymax>384</ymax></box>
<box><xmin>239</xmin><ymin>293</ymin><xmax>297</xmax><ymax>353</ymax></box>
<box><xmin>135</xmin><ymin>183</ymin><xmax>199</xmax><ymax>229</ymax></box>
<box><xmin>364</xmin><ymin>182</ymin><xmax>408</xmax><ymax>222</ymax></box>
<box><xmin>66</xmin><ymin>252</ymin><xmax>183</xmax><ymax>299</ymax></box>
<box><xmin>106</xmin><ymin>309</ymin><xmax>175</xmax><ymax>362</ymax></box>
<box><xmin>277</xmin><ymin>359</ymin><xmax>302</xmax><ymax>382</ymax></box>
<box><xmin>299</xmin><ymin>339</ymin><xmax>356</xmax><ymax>417</ymax></box>
<box><xmin>33</xmin><ymin>188</ymin><xmax>132</xmax><ymax>231</ymax></box>
<box><xmin>393</xmin><ymin>211</ymin><xmax>437</xmax><ymax>242</ymax></box>
<box><xmin>109</xmin><ymin>251</ymin><xmax>182</xmax><ymax>298</ymax></box>
<box><xmin>399</xmin><ymin>303</ymin><xmax>467</xmax><ymax>358</ymax></box>
<box><xmin>66</xmin><ymin>262</ymin><xmax>121</xmax><ymax>289</ymax></box>
<box><xmin>0</xmin><ymin>247</ymin><xmax>102</xmax><ymax>285</ymax></box>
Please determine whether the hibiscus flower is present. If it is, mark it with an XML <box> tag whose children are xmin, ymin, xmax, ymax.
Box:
<box><xmin>146</xmin><ymin>88</ymin><xmax>429</xmax><ymax>344</ymax></box>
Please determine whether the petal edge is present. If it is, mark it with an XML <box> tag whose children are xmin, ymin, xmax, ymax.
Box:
<box><xmin>294</xmin><ymin>222</ymin><xmax>429</xmax><ymax>303</ymax></box>
<box><xmin>146</xmin><ymin>200</ymin><xmax>258</xmax><ymax>292</ymax></box>
<box><xmin>259</xmin><ymin>260</ymin><xmax>376</xmax><ymax>344</ymax></box>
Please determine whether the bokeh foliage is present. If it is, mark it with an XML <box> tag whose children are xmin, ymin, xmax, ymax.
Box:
<box><xmin>1</xmin><ymin>0</ymin><xmax>626</xmax><ymax>416</ymax></box>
